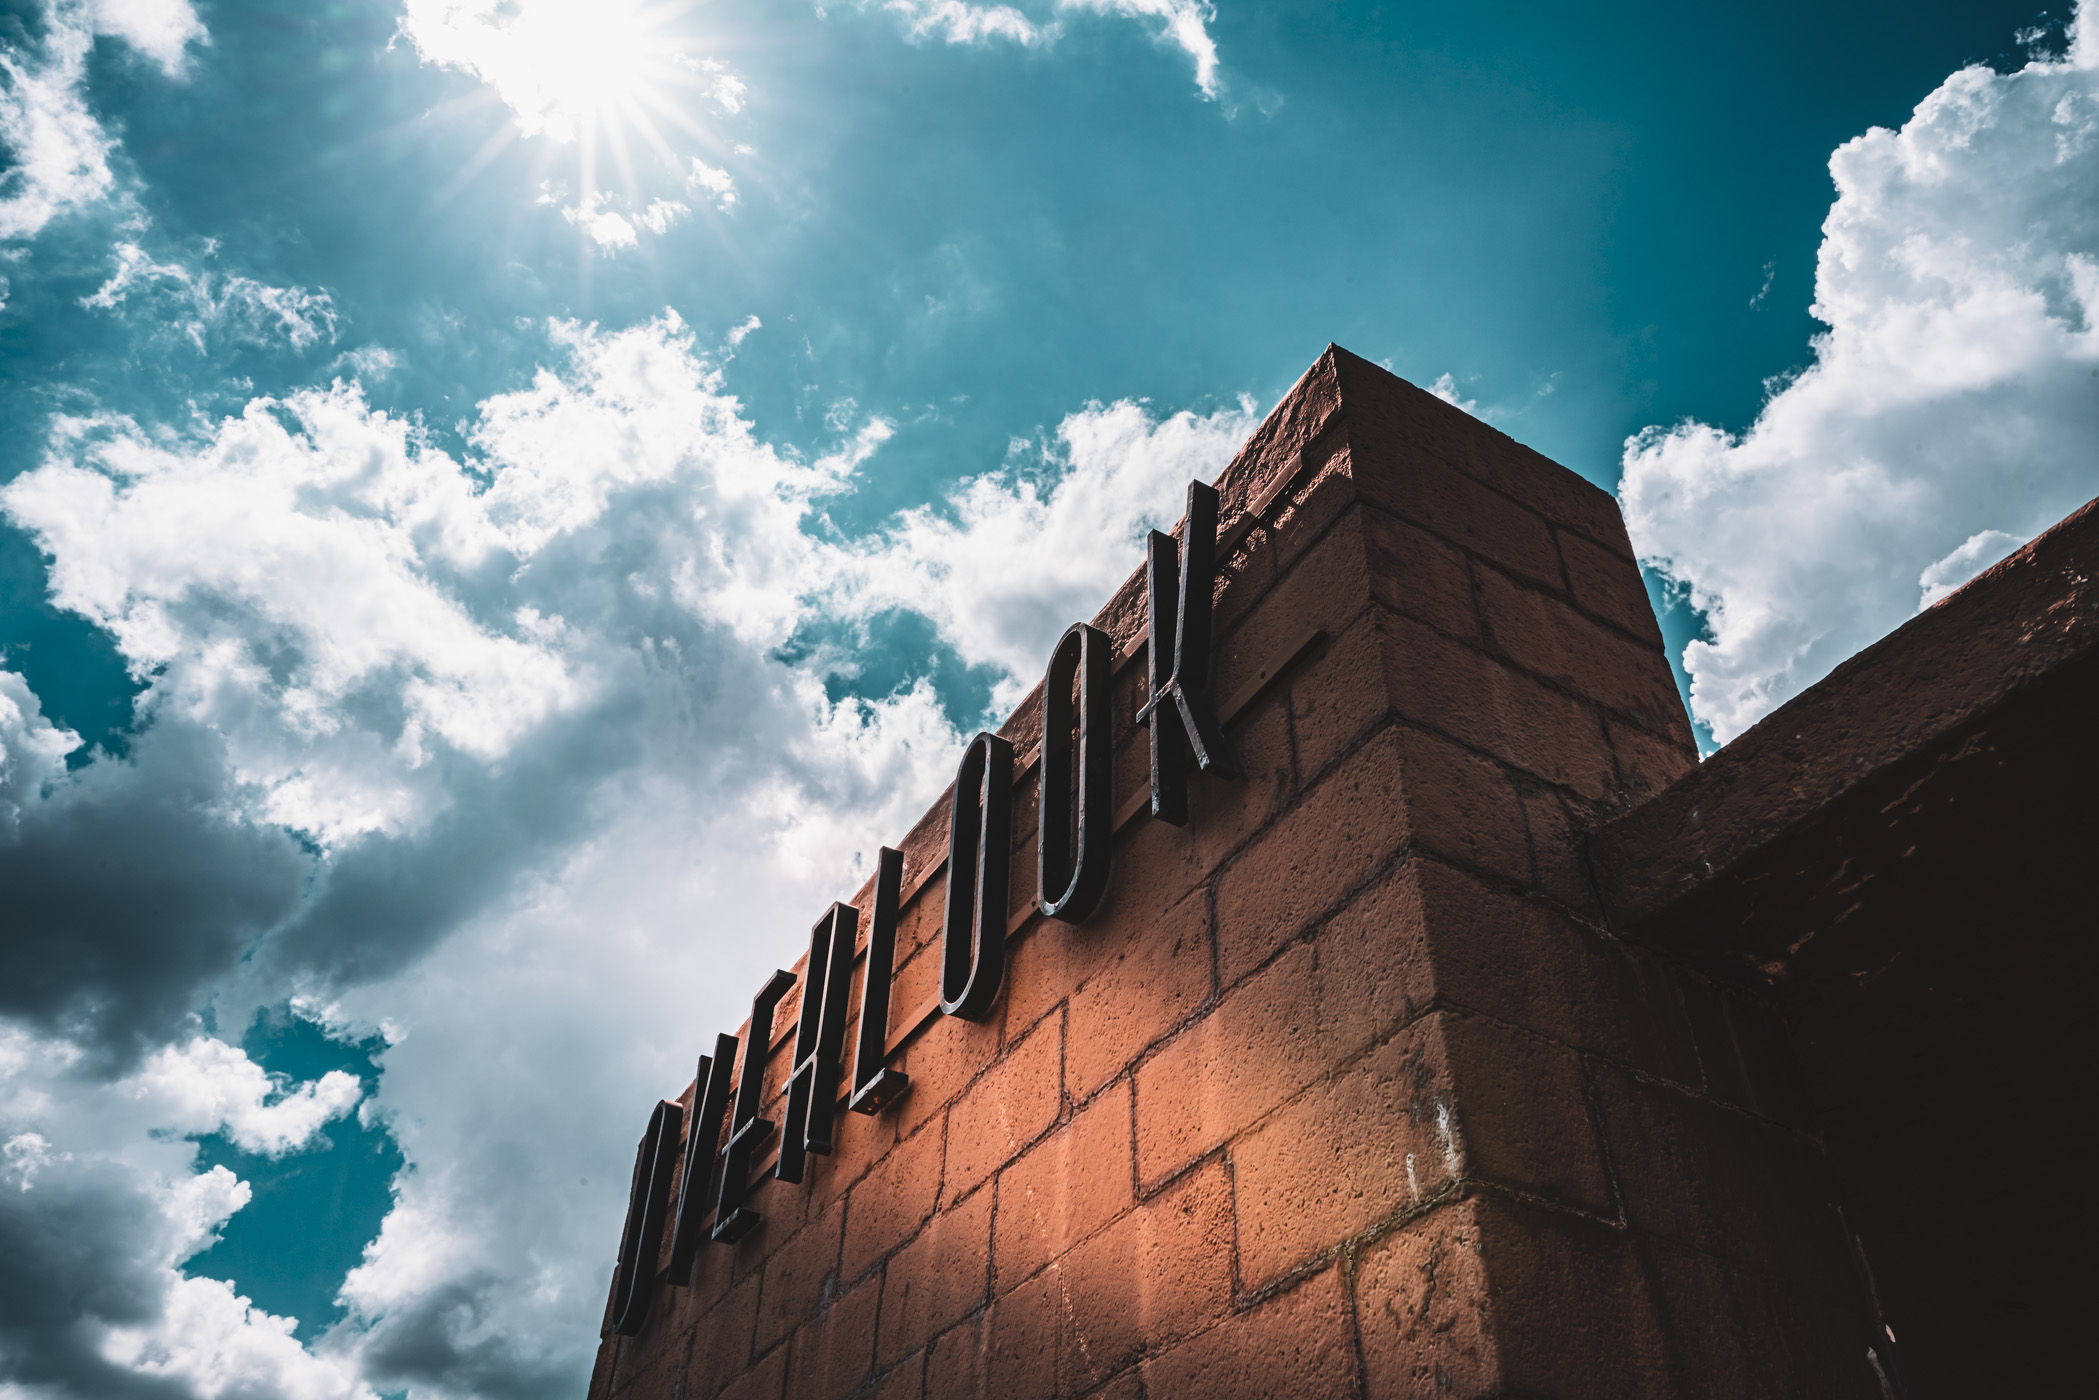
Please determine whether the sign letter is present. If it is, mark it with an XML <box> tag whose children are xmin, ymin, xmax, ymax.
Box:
<box><xmin>605</xmin><ymin>1097</ymin><xmax>684</xmax><ymax>1337</ymax></box>
<box><xmin>777</xmin><ymin>902</ymin><xmax>857</xmax><ymax>1183</ymax></box>
<box><xmin>940</xmin><ymin>731</ymin><xmax>1013</xmax><ymax>1021</ymax></box>
<box><xmin>665</xmin><ymin>1034</ymin><xmax>736</xmax><ymax>1282</ymax></box>
<box><xmin>1037</xmin><ymin>622</ymin><xmax>1113</xmax><ymax>923</ymax></box>
<box><xmin>849</xmin><ymin>846</ymin><xmax>910</xmax><ymax>1114</ymax></box>
<box><xmin>1138</xmin><ymin>479</ymin><xmax>1238</xmax><ymax>826</ymax></box>
<box><xmin>712</xmin><ymin>968</ymin><xmax>794</xmax><ymax>1244</ymax></box>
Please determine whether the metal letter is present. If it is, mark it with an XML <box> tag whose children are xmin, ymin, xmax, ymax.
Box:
<box><xmin>711</xmin><ymin>968</ymin><xmax>794</xmax><ymax>1244</ymax></box>
<box><xmin>777</xmin><ymin>901</ymin><xmax>857</xmax><ymax>1183</ymax></box>
<box><xmin>1138</xmin><ymin>479</ymin><xmax>1238</xmax><ymax>826</ymax></box>
<box><xmin>665</xmin><ymin>1033</ymin><xmax>736</xmax><ymax>1282</ymax></box>
<box><xmin>1037</xmin><ymin>622</ymin><xmax>1113</xmax><ymax>923</ymax></box>
<box><xmin>605</xmin><ymin>1097</ymin><xmax>684</xmax><ymax>1337</ymax></box>
<box><xmin>940</xmin><ymin>731</ymin><xmax>1013</xmax><ymax>1021</ymax></box>
<box><xmin>849</xmin><ymin>846</ymin><xmax>911</xmax><ymax>1114</ymax></box>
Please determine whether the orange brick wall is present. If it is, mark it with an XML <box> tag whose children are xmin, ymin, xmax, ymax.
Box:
<box><xmin>585</xmin><ymin>348</ymin><xmax>1885</xmax><ymax>1400</ymax></box>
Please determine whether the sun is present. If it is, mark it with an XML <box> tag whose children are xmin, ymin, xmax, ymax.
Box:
<box><xmin>406</xmin><ymin>0</ymin><xmax>736</xmax><ymax>214</ymax></box>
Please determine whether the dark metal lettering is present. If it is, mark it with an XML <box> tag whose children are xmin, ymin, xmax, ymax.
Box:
<box><xmin>939</xmin><ymin>731</ymin><xmax>1013</xmax><ymax>1021</ymax></box>
<box><xmin>665</xmin><ymin>1034</ymin><xmax>736</xmax><ymax>1281</ymax></box>
<box><xmin>605</xmin><ymin>1097</ymin><xmax>684</xmax><ymax>1337</ymax></box>
<box><xmin>849</xmin><ymin>846</ymin><xmax>911</xmax><ymax>1114</ymax></box>
<box><xmin>777</xmin><ymin>902</ymin><xmax>857</xmax><ymax>1183</ymax></box>
<box><xmin>1138</xmin><ymin>479</ymin><xmax>1238</xmax><ymax>826</ymax></box>
<box><xmin>711</xmin><ymin>968</ymin><xmax>794</xmax><ymax>1244</ymax></box>
<box><xmin>1037</xmin><ymin>621</ymin><xmax>1113</xmax><ymax>922</ymax></box>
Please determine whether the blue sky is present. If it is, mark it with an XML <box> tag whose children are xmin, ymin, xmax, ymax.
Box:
<box><xmin>2</xmin><ymin>2</ymin><xmax>2094</xmax><ymax>1397</ymax></box>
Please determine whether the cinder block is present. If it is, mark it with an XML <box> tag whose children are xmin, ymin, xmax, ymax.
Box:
<box><xmin>1135</xmin><ymin>941</ymin><xmax>1327</xmax><ymax>1186</ymax></box>
<box><xmin>1354</xmin><ymin>1200</ymin><xmax>1499</xmax><ymax>1399</ymax></box>
<box><xmin>1408</xmin><ymin>859</ymin><xmax>1701</xmax><ymax>1084</ymax></box>
<box><xmin>1587</xmin><ymin>1063</ymin><xmax>1826</xmax><ymax>1273</ymax></box>
<box><xmin>1231</xmin><ymin>1012</ymin><xmax>1459</xmax><ymax>1288</ymax></box>
<box><xmin>687</xmin><ymin>1275</ymin><xmax>759</xmax><ymax>1395</ymax></box>
<box><xmin>925</xmin><ymin>1314</ymin><xmax>989</xmax><ymax>1400</ymax></box>
<box><xmin>841</xmin><ymin>1118</ymin><xmax>946</xmax><ymax>1284</ymax></box>
<box><xmin>718</xmin><ymin>1342</ymin><xmax>788</xmax><ymax>1400</ymax></box>
<box><xmin>983</xmin><ymin>1268</ymin><xmax>1060</xmax><ymax>1400</ymax></box>
<box><xmin>1309</xmin><ymin>859</ymin><xmax>1437</xmax><ymax>1061</ymax></box>
<box><xmin>944</xmin><ymin>1011</ymin><xmax>1064</xmax><ymax>1203</ymax></box>
<box><xmin>994</xmin><ymin>1077</ymin><xmax>1134</xmax><ymax>1289</ymax></box>
<box><xmin>1356</xmin><ymin>1194</ymin><xmax>1673</xmax><ymax>1400</ymax></box>
<box><xmin>754</xmin><ymin>1197</ymin><xmax>843</xmax><ymax>1352</ymax></box>
<box><xmin>1054</xmin><ymin>1160</ymin><xmax>1235</xmax><ymax>1396</ymax></box>
<box><xmin>1472</xmin><ymin>565</ymin><xmax>1689</xmax><ymax>743</ymax></box>
<box><xmin>871</xmin><ymin>1350</ymin><xmax>924</xmax><ymax>1400</ymax></box>
<box><xmin>785</xmin><ymin>1274</ymin><xmax>880</xmax><ymax>1400</ymax></box>
<box><xmin>1213</xmin><ymin>724</ymin><xmax>1412</xmax><ymax>990</ymax></box>
<box><xmin>1559</xmin><ymin>527</ymin><xmax>1665</xmax><ymax>649</ymax></box>
<box><xmin>1347</xmin><ymin>436</ymin><xmax>1565</xmax><ymax>592</ymax></box>
<box><xmin>1381</xmin><ymin>723</ymin><xmax>1535</xmax><ymax>891</ymax></box>
<box><xmin>1140</xmin><ymin>1265</ymin><xmax>1357</xmax><ymax>1400</ymax></box>
<box><xmin>1362</xmin><ymin>506</ymin><xmax>1482</xmax><ymax>642</ymax></box>
<box><xmin>895</xmin><ymin>988</ymin><xmax>1004</xmax><ymax>1140</ymax></box>
<box><xmin>876</xmin><ymin>1188</ymin><xmax>993</xmax><ymax>1368</ymax></box>
<box><xmin>1064</xmin><ymin>890</ymin><xmax>1211</xmax><ymax>1101</ymax></box>
<box><xmin>1378</xmin><ymin>609</ymin><xmax>1617</xmax><ymax>804</ymax></box>
<box><xmin>1284</xmin><ymin>612</ymin><xmax>1396</xmax><ymax>785</ymax></box>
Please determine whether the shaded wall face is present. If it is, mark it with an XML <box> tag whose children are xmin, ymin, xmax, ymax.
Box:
<box><xmin>587</xmin><ymin>350</ymin><xmax>1885</xmax><ymax>1400</ymax></box>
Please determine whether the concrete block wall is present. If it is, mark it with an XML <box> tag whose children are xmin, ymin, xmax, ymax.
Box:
<box><xmin>585</xmin><ymin>348</ymin><xmax>1884</xmax><ymax>1400</ymax></box>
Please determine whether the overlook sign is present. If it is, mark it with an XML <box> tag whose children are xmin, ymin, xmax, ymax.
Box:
<box><xmin>585</xmin><ymin>346</ymin><xmax>2097</xmax><ymax>1400</ymax></box>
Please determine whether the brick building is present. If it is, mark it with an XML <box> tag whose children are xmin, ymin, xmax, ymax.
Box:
<box><xmin>584</xmin><ymin>346</ymin><xmax>2095</xmax><ymax>1399</ymax></box>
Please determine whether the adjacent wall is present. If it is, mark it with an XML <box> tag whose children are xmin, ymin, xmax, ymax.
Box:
<box><xmin>586</xmin><ymin>348</ymin><xmax>1888</xmax><ymax>1400</ymax></box>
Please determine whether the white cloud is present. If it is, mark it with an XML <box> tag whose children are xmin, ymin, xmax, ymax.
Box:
<box><xmin>126</xmin><ymin>1038</ymin><xmax>362</xmax><ymax>1157</ymax></box>
<box><xmin>835</xmin><ymin>394</ymin><xmax>1257</xmax><ymax>710</ymax></box>
<box><xmin>1427</xmin><ymin>372</ymin><xmax>1480</xmax><ymax>416</ymax></box>
<box><xmin>0</xmin><ymin>669</ymin><xmax>80</xmax><ymax>830</ymax></box>
<box><xmin>559</xmin><ymin>191</ymin><xmax>639</xmax><ymax>250</ymax></box>
<box><xmin>82</xmin><ymin>242</ymin><xmax>340</xmax><ymax>351</ymax></box>
<box><xmin>884</xmin><ymin>0</ymin><xmax>1052</xmax><ymax>46</ymax></box>
<box><xmin>1621</xmin><ymin>11</ymin><xmax>2099</xmax><ymax>745</ymax></box>
<box><xmin>87</xmin><ymin>0</ymin><xmax>210</xmax><ymax>77</ymax></box>
<box><xmin>1060</xmin><ymin>0</ymin><xmax>1220</xmax><ymax>98</ymax></box>
<box><xmin>0</xmin><ymin>304</ymin><xmax>1269</xmax><ymax>1398</ymax></box>
<box><xmin>103</xmin><ymin>1274</ymin><xmax>377</xmax><ymax>1400</ymax></box>
<box><xmin>0</xmin><ymin>1021</ymin><xmax>376</xmax><ymax>1395</ymax></box>
<box><xmin>686</xmin><ymin>157</ymin><xmax>738</xmax><ymax>210</ymax></box>
<box><xmin>0</xmin><ymin>0</ymin><xmax>207</xmax><ymax>240</ymax></box>
<box><xmin>858</xmin><ymin>0</ymin><xmax>1223</xmax><ymax>96</ymax></box>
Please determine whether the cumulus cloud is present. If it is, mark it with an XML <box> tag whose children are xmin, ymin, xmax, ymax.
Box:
<box><xmin>0</xmin><ymin>300</ymin><xmax>1269</xmax><ymax>1397</ymax></box>
<box><xmin>1621</xmin><ymin>10</ymin><xmax>2099</xmax><ymax>745</ymax></box>
<box><xmin>0</xmin><ymin>0</ymin><xmax>207</xmax><ymax>240</ymax></box>
<box><xmin>856</xmin><ymin>0</ymin><xmax>1223</xmax><ymax>97</ymax></box>
<box><xmin>686</xmin><ymin>157</ymin><xmax>738</xmax><ymax>211</ymax></box>
<box><xmin>1</xmin><ymin>1023</ymin><xmax>376</xmax><ymax>1397</ymax></box>
<box><xmin>835</xmin><ymin>394</ymin><xmax>1257</xmax><ymax>710</ymax></box>
<box><xmin>81</xmin><ymin>242</ymin><xmax>340</xmax><ymax>352</ymax></box>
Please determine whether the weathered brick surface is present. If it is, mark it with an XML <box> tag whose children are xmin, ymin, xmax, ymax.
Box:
<box><xmin>840</xmin><ymin>1118</ymin><xmax>945</xmax><ymax>1283</ymax></box>
<box><xmin>1211</xmin><ymin>724</ymin><xmax>1410</xmax><ymax>989</ymax></box>
<box><xmin>754</xmin><ymin>1198</ymin><xmax>842</xmax><ymax>1353</ymax></box>
<box><xmin>1134</xmin><ymin>941</ymin><xmax>1328</xmax><ymax>1186</ymax></box>
<box><xmin>1053</xmin><ymin>1160</ymin><xmax>1235</xmax><ymax>1395</ymax></box>
<box><xmin>943</xmin><ymin>1011</ymin><xmax>1063</xmax><ymax>1203</ymax></box>
<box><xmin>1062</xmin><ymin>889</ymin><xmax>1210</xmax><ymax>1100</ymax></box>
<box><xmin>875</xmin><ymin>1188</ymin><xmax>992</xmax><ymax>1367</ymax></box>
<box><xmin>585</xmin><ymin>345</ymin><xmax>1880</xmax><ymax>1400</ymax></box>
<box><xmin>994</xmin><ymin>1077</ymin><xmax>1133</xmax><ymax>1289</ymax></box>
<box><xmin>1141</xmin><ymin>1266</ymin><xmax>1356</xmax><ymax>1400</ymax></box>
<box><xmin>785</xmin><ymin>1276</ymin><xmax>879</xmax><ymax>1400</ymax></box>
